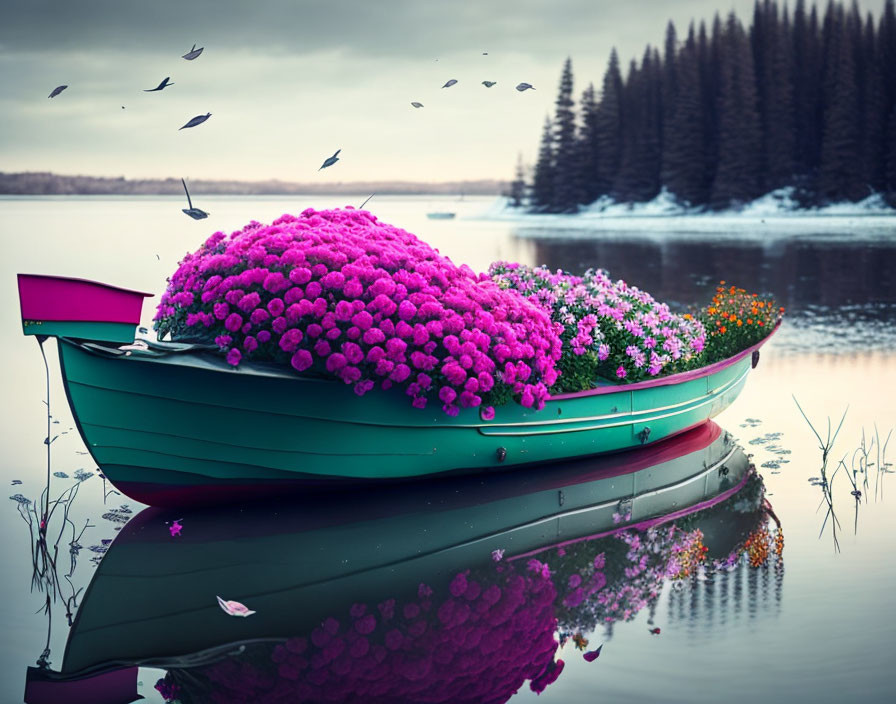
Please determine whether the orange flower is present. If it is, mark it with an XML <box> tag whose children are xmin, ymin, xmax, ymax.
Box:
<box><xmin>720</xmin><ymin>325</ymin><xmax>727</xmax><ymax>334</ymax></box>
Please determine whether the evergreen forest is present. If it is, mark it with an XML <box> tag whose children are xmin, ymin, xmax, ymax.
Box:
<box><xmin>510</xmin><ymin>0</ymin><xmax>896</xmax><ymax>211</ymax></box>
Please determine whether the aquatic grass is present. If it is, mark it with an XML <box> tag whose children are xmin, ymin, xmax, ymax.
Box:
<box><xmin>13</xmin><ymin>337</ymin><xmax>103</xmax><ymax>667</ymax></box>
<box><xmin>794</xmin><ymin>396</ymin><xmax>847</xmax><ymax>552</ymax></box>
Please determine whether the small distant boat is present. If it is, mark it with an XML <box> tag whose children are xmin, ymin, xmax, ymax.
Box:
<box><xmin>16</xmin><ymin>272</ymin><xmax>776</xmax><ymax>507</ymax></box>
<box><xmin>426</xmin><ymin>211</ymin><xmax>456</xmax><ymax>220</ymax></box>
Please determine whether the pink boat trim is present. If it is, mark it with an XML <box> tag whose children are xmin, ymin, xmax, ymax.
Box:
<box><xmin>548</xmin><ymin>321</ymin><xmax>780</xmax><ymax>400</ymax></box>
<box><xmin>18</xmin><ymin>274</ymin><xmax>153</xmax><ymax>325</ymax></box>
<box><xmin>507</xmin><ymin>468</ymin><xmax>752</xmax><ymax>563</ymax></box>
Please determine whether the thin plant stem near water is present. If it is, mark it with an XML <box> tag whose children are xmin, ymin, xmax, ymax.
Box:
<box><xmin>794</xmin><ymin>396</ymin><xmax>847</xmax><ymax>552</ymax></box>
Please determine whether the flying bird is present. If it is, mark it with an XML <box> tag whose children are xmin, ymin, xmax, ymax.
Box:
<box><xmin>216</xmin><ymin>596</ymin><xmax>256</xmax><ymax>617</ymax></box>
<box><xmin>144</xmin><ymin>77</ymin><xmax>174</xmax><ymax>92</ymax></box>
<box><xmin>583</xmin><ymin>644</ymin><xmax>603</xmax><ymax>662</ymax></box>
<box><xmin>179</xmin><ymin>112</ymin><xmax>211</xmax><ymax>130</ymax></box>
<box><xmin>181</xmin><ymin>178</ymin><xmax>209</xmax><ymax>219</ymax></box>
<box><xmin>442</xmin><ymin>79</ymin><xmax>458</xmax><ymax>88</ymax></box>
<box><xmin>318</xmin><ymin>149</ymin><xmax>341</xmax><ymax>171</ymax></box>
<box><xmin>48</xmin><ymin>85</ymin><xmax>68</xmax><ymax>98</ymax></box>
<box><xmin>515</xmin><ymin>82</ymin><xmax>535</xmax><ymax>92</ymax></box>
<box><xmin>411</xmin><ymin>101</ymin><xmax>424</xmax><ymax>108</ymax></box>
<box><xmin>482</xmin><ymin>81</ymin><xmax>496</xmax><ymax>88</ymax></box>
<box><xmin>182</xmin><ymin>44</ymin><xmax>204</xmax><ymax>60</ymax></box>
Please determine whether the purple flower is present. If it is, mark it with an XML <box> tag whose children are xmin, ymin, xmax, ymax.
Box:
<box><xmin>226</xmin><ymin>348</ymin><xmax>242</xmax><ymax>366</ymax></box>
<box><xmin>291</xmin><ymin>349</ymin><xmax>313</xmax><ymax>372</ymax></box>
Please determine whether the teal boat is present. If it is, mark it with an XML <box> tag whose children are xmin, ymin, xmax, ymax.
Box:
<box><xmin>25</xmin><ymin>424</ymin><xmax>771</xmax><ymax>703</ymax></box>
<box><xmin>17</xmin><ymin>273</ymin><xmax>775</xmax><ymax>506</ymax></box>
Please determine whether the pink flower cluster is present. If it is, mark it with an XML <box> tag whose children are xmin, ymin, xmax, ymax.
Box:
<box><xmin>155</xmin><ymin>208</ymin><xmax>562</xmax><ymax>414</ymax></box>
<box><xmin>160</xmin><ymin>561</ymin><xmax>563</xmax><ymax>702</ymax></box>
<box><xmin>489</xmin><ymin>262</ymin><xmax>707</xmax><ymax>386</ymax></box>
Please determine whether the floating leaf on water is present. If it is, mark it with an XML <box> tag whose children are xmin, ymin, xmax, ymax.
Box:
<box><xmin>101</xmin><ymin>511</ymin><xmax>130</xmax><ymax>524</ymax></box>
<box><xmin>88</xmin><ymin>545</ymin><xmax>108</xmax><ymax>554</ymax></box>
<box><xmin>9</xmin><ymin>493</ymin><xmax>31</xmax><ymax>504</ymax></box>
<box><xmin>118</xmin><ymin>505</ymin><xmax>132</xmax><ymax>514</ymax></box>
<box><xmin>10</xmin><ymin>479</ymin><xmax>21</xmax><ymax>485</ymax></box>
<box><xmin>100</xmin><ymin>538</ymin><xmax>113</xmax><ymax>546</ymax></box>
<box><xmin>761</xmin><ymin>460</ymin><xmax>781</xmax><ymax>469</ymax></box>
<box><xmin>74</xmin><ymin>469</ymin><xmax>92</xmax><ymax>482</ymax></box>
<box><xmin>53</xmin><ymin>471</ymin><xmax>69</xmax><ymax>478</ymax></box>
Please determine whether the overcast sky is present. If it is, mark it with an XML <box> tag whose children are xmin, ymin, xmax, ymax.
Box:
<box><xmin>0</xmin><ymin>0</ymin><xmax>887</xmax><ymax>183</ymax></box>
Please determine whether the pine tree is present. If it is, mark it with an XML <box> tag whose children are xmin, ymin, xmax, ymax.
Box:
<box><xmin>886</xmin><ymin>103</ymin><xmax>896</xmax><ymax>202</ymax></box>
<box><xmin>578</xmin><ymin>83</ymin><xmax>601</xmax><ymax>204</ymax></box>
<box><xmin>754</xmin><ymin>1</ymin><xmax>795</xmax><ymax>190</ymax></box>
<box><xmin>700</xmin><ymin>17</ymin><xmax>723</xmax><ymax>200</ymax></box>
<box><xmin>819</xmin><ymin>2</ymin><xmax>864</xmax><ymax>200</ymax></box>
<box><xmin>551</xmin><ymin>58</ymin><xmax>583</xmax><ymax>212</ymax></box>
<box><xmin>791</xmin><ymin>0</ymin><xmax>823</xmax><ymax>195</ymax></box>
<box><xmin>661</xmin><ymin>21</ymin><xmax>679</xmax><ymax>165</ymax></box>
<box><xmin>530</xmin><ymin>117</ymin><xmax>555</xmax><ymax>211</ymax></box>
<box><xmin>662</xmin><ymin>25</ymin><xmax>706</xmax><ymax>204</ymax></box>
<box><xmin>711</xmin><ymin>13</ymin><xmax>763</xmax><ymax>206</ymax></box>
<box><xmin>508</xmin><ymin>154</ymin><xmax>527</xmax><ymax>207</ymax></box>
<box><xmin>880</xmin><ymin>0</ymin><xmax>896</xmax><ymax>195</ymax></box>
<box><xmin>594</xmin><ymin>49</ymin><xmax>624</xmax><ymax>197</ymax></box>
<box><xmin>615</xmin><ymin>49</ymin><xmax>662</xmax><ymax>201</ymax></box>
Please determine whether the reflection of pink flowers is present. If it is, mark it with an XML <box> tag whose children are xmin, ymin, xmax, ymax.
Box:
<box><xmin>178</xmin><ymin>559</ymin><xmax>562</xmax><ymax>703</ymax></box>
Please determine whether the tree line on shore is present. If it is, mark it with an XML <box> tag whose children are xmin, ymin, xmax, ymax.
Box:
<box><xmin>510</xmin><ymin>0</ymin><xmax>896</xmax><ymax>212</ymax></box>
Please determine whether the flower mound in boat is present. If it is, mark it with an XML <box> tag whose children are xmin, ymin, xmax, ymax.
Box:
<box><xmin>154</xmin><ymin>208</ymin><xmax>561</xmax><ymax>415</ymax></box>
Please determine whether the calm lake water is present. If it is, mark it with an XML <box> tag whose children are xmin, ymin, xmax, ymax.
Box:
<box><xmin>1</xmin><ymin>196</ymin><xmax>894</xmax><ymax>703</ymax></box>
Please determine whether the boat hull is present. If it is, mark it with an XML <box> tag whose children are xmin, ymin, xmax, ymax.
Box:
<box><xmin>57</xmin><ymin>333</ymin><xmax>765</xmax><ymax>505</ymax></box>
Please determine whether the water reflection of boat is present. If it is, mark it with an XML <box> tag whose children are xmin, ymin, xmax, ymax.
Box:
<box><xmin>425</xmin><ymin>211</ymin><xmax>456</xmax><ymax>219</ymax></box>
<box><xmin>17</xmin><ymin>273</ymin><xmax>776</xmax><ymax>506</ymax></box>
<box><xmin>24</xmin><ymin>423</ymin><xmax>782</xmax><ymax>703</ymax></box>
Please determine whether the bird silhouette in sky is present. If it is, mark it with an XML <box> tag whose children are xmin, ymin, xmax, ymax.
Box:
<box><xmin>515</xmin><ymin>82</ymin><xmax>535</xmax><ymax>92</ymax></box>
<box><xmin>182</xmin><ymin>44</ymin><xmax>204</xmax><ymax>60</ymax></box>
<box><xmin>48</xmin><ymin>85</ymin><xmax>67</xmax><ymax>98</ymax></box>
<box><xmin>482</xmin><ymin>81</ymin><xmax>496</xmax><ymax>87</ymax></box>
<box><xmin>179</xmin><ymin>112</ymin><xmax>211</xmax><ymax>130</ymax></box>
<box><xmin>144</xmin><ymin>77</ymin><xmax>174</xmax><ymax>92</ymax></box>
<box><xmin>319</xmin><ymin>149</ymin><xmax>341</xmax><ymax>170</ymax></box>
<box><xmin>442</xmin><ymin>79</ymin><xmax>458</xmax><ymax>88</ymax></box>
<box><xmin>411</xmin><ymin>101</ymin><xmax>424</xmax><ymax>108</ymax></box>
<box><xmin>181</xmin><ymin>178</ymin><xmax>209</xmax><ymax>219</ymax></box>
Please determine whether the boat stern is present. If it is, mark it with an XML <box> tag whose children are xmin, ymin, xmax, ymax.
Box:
<box><xmin>17</xmin><ymin>273</ymin><xmax>153</xmax><ymax>344</ymax></box>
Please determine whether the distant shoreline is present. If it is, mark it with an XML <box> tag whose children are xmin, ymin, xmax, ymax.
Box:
<box><xmin>0</xmin><ymin>172</ymin><xmax>505</xmax><ymax>196</ymax></box>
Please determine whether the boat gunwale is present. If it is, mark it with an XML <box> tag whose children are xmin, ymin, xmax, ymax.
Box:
<box><xmin>547</xmin><ymin>319</ymin><xmax>780</xmax><ymax>400</ymax></box>
<box><xmin>61</xmin><ymin>341</ymin><xmax>749</xmax><ymax>434</ymax></box>
<box><xmin>17</xmin><ymin>272</ymin><xmax>154</xmax><ymax>301</ymax></box>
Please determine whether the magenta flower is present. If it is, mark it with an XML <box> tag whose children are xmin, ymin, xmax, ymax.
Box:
<box><xmin>156</xmin><ymin>208</ymin><xmax>562</xmax><ymax>416</ymax></box>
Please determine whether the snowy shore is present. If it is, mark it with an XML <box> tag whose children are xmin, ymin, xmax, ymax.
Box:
<box><xmin>480</xmin><ymin>188</ymin><xmax>895</xmax><ymax>239</ymax></box>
